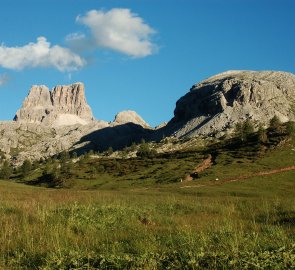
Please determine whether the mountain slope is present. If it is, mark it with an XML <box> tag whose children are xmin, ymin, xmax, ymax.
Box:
<box><xmin>164</xmin><ymin>70</ymin><xmax>295</xmax><ymax>138</ymax></box>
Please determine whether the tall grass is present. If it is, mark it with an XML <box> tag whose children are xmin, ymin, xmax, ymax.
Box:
<box><xmin>0</xmin><ymin>175</ymin><xmax>294</xmax><ymax>269</ymax></box>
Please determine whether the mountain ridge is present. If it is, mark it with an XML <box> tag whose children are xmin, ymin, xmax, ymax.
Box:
<box><xmin>1</xmin><ymin>70</ymin><xmax>295</xmax><ymax>163</ymax></box>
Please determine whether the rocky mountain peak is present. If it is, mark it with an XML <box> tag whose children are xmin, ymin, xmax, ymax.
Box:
<box><xmin>113</xmin><ymin>110</ymin><xmax>150</xmax><ymax>128</ymax></box>
<box><xmin>169</xmin><ymin>70</ymin><xmax>295</xmax><ymax>137</ymax></box>
<box><xmin>14</xmin><ymin>82</ymin><xmax>93</xmax><ymax>126</ymax></box>
<box><xmin>22</xmin><ymin>85</ymin><xmax>52</xmax><ymax>108</ymax></box>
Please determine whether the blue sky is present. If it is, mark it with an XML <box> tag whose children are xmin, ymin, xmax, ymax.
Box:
<box><xmin>0</xmin><ymin>0</ymin><xmax>294</xmax><ymax>127</ymax></box>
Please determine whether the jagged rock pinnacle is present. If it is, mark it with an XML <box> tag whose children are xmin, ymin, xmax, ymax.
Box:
<box><xmin>14</xmin><ymin>82</ymin><xmax>93</xmax><ymax>126</ymax></box>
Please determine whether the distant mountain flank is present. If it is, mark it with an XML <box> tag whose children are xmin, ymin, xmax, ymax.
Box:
<box><xmin>163</xmin><ymin>70</ymin><xmax>295</xmax><ymax>138</ymax></box>
<box><xmin>1</xmin><ymin>70</ymin><xmax>295</xmax><ymax>163</ymax></box>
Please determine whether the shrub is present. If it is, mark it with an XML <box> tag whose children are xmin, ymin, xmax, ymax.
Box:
<box><xmin>137</xmin><ymin>143</ymin><xmax>157</xmax><ymax>158</ymax></box>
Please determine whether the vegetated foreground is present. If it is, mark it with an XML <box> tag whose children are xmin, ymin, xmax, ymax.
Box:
<box><xmin>0</xmin><ymin>174</ymin><xmax>294</xmax><ymax>270</ymax></box>
<box><xmin>0</xmin><ymin>121</ymin><xmax>295</xmax><ymax>269</ymax></box>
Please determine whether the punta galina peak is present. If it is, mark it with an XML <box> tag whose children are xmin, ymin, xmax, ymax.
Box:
<box><xmin>14</xmin><ymin>82</ymin><xmax>94</xmax><ymax>127</ymax></box>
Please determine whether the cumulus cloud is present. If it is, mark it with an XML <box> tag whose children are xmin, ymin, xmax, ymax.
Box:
<box><xmin>0</xmin><ymin>37</ymin><xmax>86</xmax><ymax>72</ymax></box>
<box><xmin>0</xmin><ymin>73</ymin><xmax>9</xmax><ymax>86</ymax></box>
<box><xmin>76</xmin><ymin>8</ymin><xmax>157</xmax><ymax>57</ymax></box>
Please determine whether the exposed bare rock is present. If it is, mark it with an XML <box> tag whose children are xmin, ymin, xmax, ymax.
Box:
<box><xmin>155</xmin><ymin>122</ymin><xmax>167</xmax><ymax>130</ymax></box>
<box><xmin>0</xmin><ymin>120</ymin><xmax>109</xmax><ymax>164</ymax></box>
<box><xmin>167</xmin><ymin>70</ymin><xmax>295</xmax><ymax>137</ymax></box>
<box><xmin>51</xmin><ymin>83</ymin><xmax>93</xmax><ymax>121</ymax></box>
<box><xmin>3</xmin><ymin>70</ymin><xmax>295</xmax><ymax>164</ymax></box>
<box><xmin>14</xmin><ymin>82</ymin><xmax>93</xmax><ymax>126</ymax></box>
<box><xmin>113</xmin><ymin>110</ymin><xmax>150</xmax><ymax>128</ymax></box>
<box><xmin>0</xmin><ymin>82</ymin><xmax>153</xmax><ymax>163</ymax></box>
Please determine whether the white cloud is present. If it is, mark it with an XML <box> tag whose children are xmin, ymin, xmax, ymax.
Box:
<box><xmin>0</xmin><ymin>73</ymin><xmax>9</xmax><ymax>86</ymax></box>
<box><xmin>66</xmin><ymin>32</ymin><xmax>95</xmax><ymax>52</ymax></box>
<box><xmin>76</xmin><ymin>8</ymin><xmax>157</xmax><ymax>57</ymax></box>
<box><xmin>0</xmin><ymin>37</ymin><xmax>86</xmax><ymax>72</ymax></box>
<box><xmin>66</xmin><ymin>32</ymin><xmax>86</xmax><ymax>42</ymax></box>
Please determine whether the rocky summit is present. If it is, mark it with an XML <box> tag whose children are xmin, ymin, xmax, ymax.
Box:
<box><xmin>0</xmin><ymin>82</ymin><xmax>151</xmax><ymax>163</ymax></box>
<box><xmin>113</xmin><ymin>110</ymin><xmax>150</xmax><ymax>128</ymax></box>
<box><xmin>1</xmin><ymin>70</ymin><xmax>295</xmax><ymax>163</ymax></box>
<box><xmin>166</xmin><ymin>70</ymin><xmax>295</xmax><ymax>137</ymax></box>
<box><xmin>14</xmin><ymin>83</ymin><xmax>94</xmax><ymax>127</ymax></box>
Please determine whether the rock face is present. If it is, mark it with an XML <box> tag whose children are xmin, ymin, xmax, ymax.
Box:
<box><xmin>113</xmin><ymin>110</ymin><xmax>150</xmax><ymax>128</ymax></box>
<box><xmin>14</xmin><ymin>83</ymin><xmax>93</xmax><ymax>126</ymax></box>
<box><xmin>3</xmin><ymin>70</ymin><xmax>295</xmax><ymax>163</ymax></box>
<box><xmin>168</xmin><ymin>70</ymin><xmax>295</xmax><ymax>137</ymax></box>
<box><xmin>0</xmin><ymin>83</ymin><xmax>152</xmax><ymax>163</ymax></box>
<box><xmin>0</xmin><ymin>120</ymin><xmax>109</xmax><ymax>164</ymax></box>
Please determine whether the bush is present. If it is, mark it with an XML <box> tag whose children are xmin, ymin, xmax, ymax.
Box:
<box><xmin>137</xmin><ymin>143</ymin><xmax>157</xmax><ymax>158</ymax></box>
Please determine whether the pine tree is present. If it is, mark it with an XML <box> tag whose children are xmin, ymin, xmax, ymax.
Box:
<box><xmin>286</xmin><ymin>121</ymin><xmax>295</xmax><ymax>136</ymax></box>
<box><xmin>59</xmin><ymin>151</ymin><xmax>71</xmax><ymax>175</ymax></box>
<box><xmin>0</xmin><ymin>160</ymin><xmax>12</xmax><ymax>179</ymax></box>
<box><xmin>234</xmin><ymin>120</ymin><xmax>254</xmax><ymax>142</ymax></box>
<box><xmin>21</xmin><ymin>159</ymin><xmax>32</xmax><ymax>178</ymax></box>
<box><xmin>106</xmin><ymin>147</ymin><xmax>113</xmax><ymax>156</ymax></box>
<box><xmin>257</xmin><ymin>125</ymin><xmax>268</xmax><ymax>143</ymax></box>
<box><xmin>269</xmin><ymin>115</ymin><xmax>282</xmax><ymax>133</ymax></box>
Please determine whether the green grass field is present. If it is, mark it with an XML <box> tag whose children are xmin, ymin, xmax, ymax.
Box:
<box><xmin>0</xmin><ymin>130</ymin><xmax>295</xmax><ymax>269</ymax></box>
<box><xmin>0</xmin><ymin>172</ymin><xmax>294</xmax><ymax>269</ymax></box>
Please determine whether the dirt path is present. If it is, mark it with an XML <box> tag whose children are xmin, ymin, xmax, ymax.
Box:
<box><xmin>184</xmin><ymin>154</ymin><xmax>213</xmax><ymax>181</ymax></box>
<box><xmin>180</xmin><ymin>165</ymin><xmax>295</xmax><ymax>189</ymax></box>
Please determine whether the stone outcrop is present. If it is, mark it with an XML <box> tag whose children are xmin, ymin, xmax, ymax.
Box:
<box><xmin>0</xmin><ymin>120</ymin><xmax>109</xmax><ymax>164</ymax></box>
<box><xmin>113</xmin><ymin>110</ymin><xmax>150</xmax><ymax>128</ymax></box>
<box><xmin>14</xmin><ymin>82</ymin><xmax>93</xmax><ymax>126</ymax></box>
<box><xmin>167</xmin><ymin>70</ymin><xmax>295</xmax><ymax>137</ymax></box>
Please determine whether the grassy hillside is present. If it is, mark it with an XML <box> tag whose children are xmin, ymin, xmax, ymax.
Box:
<box><xmin>0</xmin><ymin>123</ymin><xmax>294</xmax><ymax>269</ymax></box>
<box><xmin>10</xmin><ymin>121</ymin><xmax>295</xmax><ymax>190</ymax></box>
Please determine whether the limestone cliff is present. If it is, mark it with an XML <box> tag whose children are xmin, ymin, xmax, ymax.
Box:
<box><xmin>167</xmin><ymin>70</ymin><xmax>295</xmax><ymax>137</ymax></box>
<box><xmin>14</xmin><ymin>82</ymin><xmax>93</xmax><ymax>126</ymax></box>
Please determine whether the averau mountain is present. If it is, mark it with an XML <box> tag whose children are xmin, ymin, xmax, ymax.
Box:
<box><xmin>1</xmin><ymin>70</ymin><xmax>295</xmax><ymax>163</ymax></box>
<box><xmin>0</xmin><ymin>82</ymin><xmax>151</xmax><ymax>163</ymax></box>
<box><xmin>14</xmin><ymin>83</ymin><xmax>93</xmax><ymax>126</ymax></box>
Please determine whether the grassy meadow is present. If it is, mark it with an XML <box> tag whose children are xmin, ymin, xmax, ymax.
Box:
<box><xmin>1</xmin><ymin>172</ymin><xmax>295</xmax><ymax>269</ymax></box>
<box><xmin>0</xmin><ymin>127</ymin><xmax>295</xmax><ymax>269</ymax></box>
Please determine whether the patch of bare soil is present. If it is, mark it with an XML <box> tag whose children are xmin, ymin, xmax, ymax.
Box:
<box><xmin>184</xmin><ymin>154</ymin><xmax>212</xmax><ymax>181</ymax></box>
